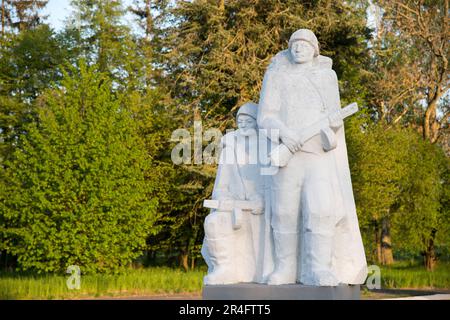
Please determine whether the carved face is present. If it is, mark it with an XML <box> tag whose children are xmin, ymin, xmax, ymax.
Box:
<box><xmin>237</xmin><ymin>114</ymin><xmax>257</xmax><ymax>136</ymax></box>
<box><xmin>290</xmin><ymin>40</ymin><xmax>315</xmax><ymax>64</ymax></box>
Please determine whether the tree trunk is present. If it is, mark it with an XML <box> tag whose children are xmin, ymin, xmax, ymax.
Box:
<box><xmin>145</xmin><ymin>0</ymin><xmax>152</xmax><ymax>39</ymax></box>
<box><xmin>375</xmin><ymin>223</ymin><xmax>382</xmax><ymax>263</ymax></box>
<box><xmin>1</xmin><ymin>0</ymin><xmax>4</xmax><ymax>38</ymax></box>
<box><xmin>180</xmin><ymin>252</ymin><xmax>189</xmax><ymax>271</ymax></box>
<box><xmin>381</xmin><ymin>217</ymin><xmax>394</xmax><ymax>265</ymax></box>
<box><xmin>424</xmin><ymin>228</ymin><xmax>437</xmax><ymax>271</ymax></box>
<box><xmin>190</xmin><ymin>256</ymin><xmax>195</xmax><ymax>270</ymax></box>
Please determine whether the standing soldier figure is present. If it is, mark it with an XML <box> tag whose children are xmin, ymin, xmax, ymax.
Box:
<box><xmin>257</xmin><ymin>29</ymin><xmax>367</xmax><ymax>286</ymax></box>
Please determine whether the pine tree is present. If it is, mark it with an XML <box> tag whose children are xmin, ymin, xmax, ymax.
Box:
<box><xmin>68</xmin><ymin>0</ymin><xmax>144</xmax><ymax>91</ymax></box>
<box><xmin>129</xmin><ymin>0</ymin><xmax>153</xmax><ymax>38</ymax></box>
<box><xmin>0</xmin><ymin>24</ymin><xmax>67</xmax><ymax>100</ymax></box>
<box><xmin>159</xmin><ymin>0</ymin><xmax>371</xmax><ymax>125</ymax></box>
<box><xmin>128</xmin><ymin>0</ymin><xmax>164</xmax><ymax>85</ymax></box>
<box><xmin>1</xmin><ymin>0</ymin><xmax>48</xmax><ymax>33</ymax></box>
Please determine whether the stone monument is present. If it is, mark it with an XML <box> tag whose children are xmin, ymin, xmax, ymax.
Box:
<box><xmin>202</xmin><ymin>29</ymin><xmax>367</xmax><ymax>300</ymax></box>
<box><xmin>201</xmin><ymin>102</ymin><xmax>274</xmax><ymax>285</ymax></box>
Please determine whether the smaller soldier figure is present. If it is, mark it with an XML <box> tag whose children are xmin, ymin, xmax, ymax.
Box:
<box><xmin>201</xmin><ymin>102</ymin><xmax>269</xmax><ymax>285</ymax></box>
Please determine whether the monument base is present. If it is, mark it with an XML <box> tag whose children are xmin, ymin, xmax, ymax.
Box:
<box><xmin>202</xmin><ymin>283</ymin><xmax>360</xmax><ymax>300</ymax></box>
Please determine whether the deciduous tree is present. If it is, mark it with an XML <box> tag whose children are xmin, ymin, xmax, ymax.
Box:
<box><xmin>0</xmin><ymin>62</ymin><xmax>159</xmax><ymax>274</ymax></box>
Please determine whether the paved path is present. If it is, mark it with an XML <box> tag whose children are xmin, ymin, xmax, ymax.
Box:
<box><xmin>83</xmin><ymin>293</ymin><xmax>201</xmax><ymax>300</ymax></box>
<box><xmin>383</xmin><ymin>294</ymin><xmax>450</xmax><ymax>300</ymax></box>
<box><xmin>91</xmin><ymin>293</ymin><xmax>450</xmax><ymax>300</ymax></box>
<box><xmin>84</xmin><ymin>289</ymin><xmax>450</xmax><ymax>300</ymax></box>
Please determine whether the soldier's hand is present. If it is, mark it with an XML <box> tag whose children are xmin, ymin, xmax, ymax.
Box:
<box><xmin>329</xmin><ymin>111</ymin><xmax>343</xmax><ymax>132</ymax></box>
<box><xmin>252</xmin><ymin>207</ymin><xmax>264</xmax><ymax>215</ymax></box>
<box><xmin>250</xmin><ymin>195</ymin><xmax>264</xmax><ymax>215</ymax></box>
<box><xmin>280</xmin><ymin>129</ymin><xmax>300</xmax><ymax>153</ymax></box>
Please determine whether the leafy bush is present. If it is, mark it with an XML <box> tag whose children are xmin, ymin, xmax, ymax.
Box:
<box><xmin>0</xmin><ymin>62</ymin><xmax>159</xmax><ymax>274</ymax></box>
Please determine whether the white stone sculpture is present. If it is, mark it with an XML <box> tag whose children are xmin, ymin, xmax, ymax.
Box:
<box><xmin>257</xmin><ymin>29</ymin><xmax>367</xmax><ymax>286</ymax></box>
<box><xmin>201</xmin><ymin>102</ymin><xmax>273</xmax><ymax>285</ymax></box>
<box><xmin>201</xmin><ymin>29</ymin><xmax>367</xmax><ymax>289</ymax></box>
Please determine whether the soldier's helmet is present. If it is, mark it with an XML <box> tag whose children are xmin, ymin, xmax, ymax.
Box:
<box><xmin>288</xmin><ymin>29</ymin><xmax>320</xmax><ymax>57</ymax></box>
<box><xmin>236</xmin><ymin>102</ymin><xmax>258</xmax><ymax>121</ymax></box>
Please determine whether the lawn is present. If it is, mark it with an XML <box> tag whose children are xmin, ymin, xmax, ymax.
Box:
<box><xmin>378</xmin><ymin>260</ymin><xmax>450</xmax><ymax>289</ymax></box>
<box><xmin>0</xmin><ymin>261</ymin><xmax>448</xmax><ymax>299</ymax></box>
<box><xmin>0</xmin><ymin>267</ymin><xmax>206</xmax><ymax>300</ymax></box>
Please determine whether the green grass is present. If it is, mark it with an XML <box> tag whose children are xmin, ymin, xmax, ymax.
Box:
<box><xmin>1</xmin><ymin>261</ymin><xmax>449</xmax><ymax>299</ymax></box>
<box><xmin>0</xmin><ymin>267</ymin><xmax>206</xmax><ymax>300</ymax></box>
<box><xmin>379</xmin><ymin>260</ymin><xmax>450</xmax><ymax>289</ymax></box>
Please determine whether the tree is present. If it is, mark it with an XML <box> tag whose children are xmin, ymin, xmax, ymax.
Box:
<box><xmin>0</xmin><ymin>25</ymin><xmax>73</xmax><ymax>189</ymax></box>
<box><xmin>359</xmin><ymin>0</ymin><xmax>449</xmax><ymax>268</ymax></box>
<box><xmin>67</xmin><ymin>0</ymin><xmax>144</xmax><ymax>91</ymax></box>
<box><xmin>365</xmin><ymin>21</ymin><xmax>422</xmax><ymax>127</ymax></box>
<box><xmin>347</xmin><ymin>112</ymin><xmax>449</xmax><ymax>268</ymax></box>
<box><xmin>0</xmin><ymin>62</ymin><xmax>159</xmax><ymax>274</ymax></box>
<box><xmin>160</xmin><ymin>0</ymin><xmax>371</xmax><ymax>124</ymax></box>
<box><xmin>0</xmin><ymin>24</ymin><xmax>67</xmax><ymax>101</ymax></box>
<box><xmin>129</xmin><ymin>0</ymin><xmax>153</xmax><ymax>38</ymax></box>
<box><xmin>373</xmin><ymin>0</ymin><xmax>449</xmax><ymax>145</ymax></box>
<box><xmin>392</xmin><ymin>138</ymin><xmax>449</xmax><ymax>270</ymax></box>
<box><xmin>346</xmin><ymin>117</ymin><xmax>413</xmax><ymax>265</ymax></box>
<box><xmin>1</xmin><ymin>0</ymin><xmax>48</xmax><ymax>34</ymax></box>
<box><xmin>1</xmin><ymin>0</ymin><xmax>11</xmax><ymax>37</ymax></box>
<box><xmin>128</xmin><ymin>0</ymin><xmax>169</xmax><ymax>85</ymax></box>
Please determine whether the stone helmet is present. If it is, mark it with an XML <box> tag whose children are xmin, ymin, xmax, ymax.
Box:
<box><xmin>236</xmin><ymin>101</ymin><xmax>258</xmax><ymax>121</ymax></box>
<box><xmin>288</xmin><ymin>29</ymin><xmax>320</xmax><ymax>57</ymax></box>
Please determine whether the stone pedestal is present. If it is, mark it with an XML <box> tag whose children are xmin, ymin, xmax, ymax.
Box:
<box><xmin>202</xmin><ymin>283</ymin><xmax>360</xmax><ymax>300</ymax></box>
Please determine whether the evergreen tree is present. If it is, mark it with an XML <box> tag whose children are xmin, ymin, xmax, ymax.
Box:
<box><xmin>0</xmin><ymin>62</ymin><xmax>159</xmax><ymax>274</ymax></box>
<box><xmin>68</xmin><ymin>0</ymin><xmax>144</xmax><ymax>91</ymax></box>
<box><xmin>159</xmin><ymin>0</ymin><xmax>371</xmax><ymax>123</ymax></box>
<box><xmin>0</xmin><ymin>24</ymin><xmax>66</xmax><ymax>101</ymax></box>
<box><xmin>1</xmin><ymin>0</ymin><xmax>48</xmax><ymax>33</ymax></box>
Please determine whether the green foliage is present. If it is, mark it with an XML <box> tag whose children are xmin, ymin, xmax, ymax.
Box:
<box><xmin>68</xmin><ymin>0</ymin><xmax>145</xmax><ymax>91</ymax></box>
<box><xmin>0</xmin><ymin>25</ymin><xmax>78</xmax><ymax>171</ymax></box>
<box><xmin>346</xmin><ymin>114</ymin><xmax>449</xmax><ymax>262</ymax></box>
<box><xmin>160</xmin><ymin>0</ymin><xmax>371</xmax><ymax>122</ymax></box>
<box><xmin>347</xmin><ymin>118</ymin><xmax>411</xmax><ymax>223</ymax></box>
<box><xmin>0</xmin><ymin>24</ymin><xmax>67</xmax><ymax>101</ymax></box>
<box><xmin>0</xmin><ymin>0</ymin><xmax>48</xmax><ymax>33</ymax></box>
<box><xmin>0</xmin><ymin>62</ymin><xmax>159</xmax><ymax>274</ymax></box>
<box><xmin>392</xmin><ymin>141</ymin><xmax>449</xmax><ymax>255</ymax></box>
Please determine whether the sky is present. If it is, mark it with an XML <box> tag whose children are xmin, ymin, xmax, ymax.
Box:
<box><xmin>42</xmin><ymin>0</ymin><xmax>71</xmax><ymax>31</ymax></box>
<box><xmin>43</xmin><ymin>1</ymin><xmax>379</xmax><ymax>34</ymax></box>
<box><xmin>43</xmin><ymin>0</ymin><xmax>136</xmax><ymax>31</ymax></box>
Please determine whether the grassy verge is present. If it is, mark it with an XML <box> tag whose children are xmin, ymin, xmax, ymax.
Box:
<box><xmin>379</xmin><ymin>260</ymin><xmax>450</xmax><ymax>289</ymax></box>
<box><xmin>0</xmin><ymin>267</ymin><xmax>205</xmax><ymax>300</ymax></box>
<box><xmin>1</xmin><ymin>261</ymin><xmax>448</xmax><ymax>299</ymax></box>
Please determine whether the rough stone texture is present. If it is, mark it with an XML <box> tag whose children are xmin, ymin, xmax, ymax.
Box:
<box><xmin>202</xmin><ymin>283</ymin><xmax>360</xmax><ymax>300</ymax></box>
